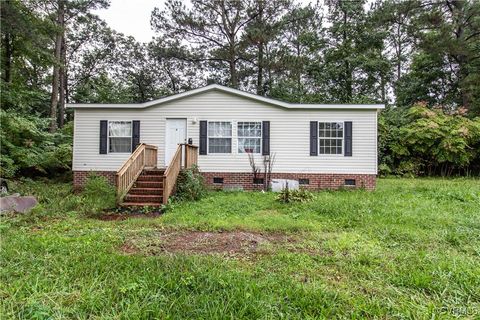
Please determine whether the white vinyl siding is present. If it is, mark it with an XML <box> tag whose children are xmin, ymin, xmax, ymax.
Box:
<box><xmin>73</xmin><ymin>90</ymin><xmax>378</xmax><ymax>174</ymax></box>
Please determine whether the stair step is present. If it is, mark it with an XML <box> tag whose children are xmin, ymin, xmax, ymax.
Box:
<box><xmin>135</xmin><ymin>181</ymin><xmax>163</xmax><ymax>188</ymax></box>
<box><xmin>121</xmin><ymin>202</ymin><xmax>163</xmax><ymax>207</ymax></box>
<box><xmin>143</xmin><ymin>169</ymin><xmax>164</xmax><ymax>176</ymax></box>
<box><xmin>125</xmin><ymin>194</ymin><xmax>162</xmax><ymax>203</ymax></box>
<box><xmin>129</xmin><ymin>187</ymin><xmax>163</xmax><ymax>195</ymax></box>
<box><xmin>137</xmin><ymin>175</ymin><xmax>163</xmax><ymax>181</ymax></box>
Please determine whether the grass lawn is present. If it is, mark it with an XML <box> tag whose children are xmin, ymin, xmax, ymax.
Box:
<box><xmin>1</xmin><ymin>178</ymin><xmax>479</xmax><ymax>319</ymax></box>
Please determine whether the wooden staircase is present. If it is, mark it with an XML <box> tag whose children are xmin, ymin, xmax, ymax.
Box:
<box><xmin>116</xmin><ymin>143</ymin><xmax>198</xmax><ymax>207</ymax></box>
<box><xmin>121</xmin><ymin>169</ymin><xmax>164</xmax><ymax>206</ymax></box>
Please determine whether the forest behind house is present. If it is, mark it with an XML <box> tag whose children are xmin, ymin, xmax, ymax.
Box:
<box><xmin>1</xmin><ymin>0</ymin><xmax>480</xmax><ymax>179</ymax></box>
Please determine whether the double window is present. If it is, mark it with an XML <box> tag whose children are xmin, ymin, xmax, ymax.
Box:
<box><xmin>319</xmin><ymin>122</ymin><xmax>343</xmax><ymax>155</ymax></box>
<box><xmin>109</xmin><ymin>121</ymin><xmax>132</xmax><ymax>153</ymax></box>
<box><xmin>238</xmin><ymin>122</ymin><xmax>261</xmax><ymax>153</ymax></box>
<box><xmin>208</xmin><ymin>121</ymin><xmax>232</xmax><ymax>153</ymax></box>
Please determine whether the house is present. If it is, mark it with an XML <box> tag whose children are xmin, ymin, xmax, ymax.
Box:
<box><xmin>69</xmin><ymin>84</ymin><xmax>384</xmax><ymax>206</ymax></box>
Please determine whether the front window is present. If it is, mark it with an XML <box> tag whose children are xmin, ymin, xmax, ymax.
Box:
<box><xmin>319</xmin><ymin>122</ymin><xmax>343</xmax><ymax>155</ymax></box>
<box><xmin>109</xmin><ymin>121</ymin><xmax>132</xmax><ymax>153</ymax></box>
<box><xmin>208</xmin><ymin>121</ymin><xmax>232</xmax><ymax>153</ymax></box>
<box><xmin>238</xmin><ymin>122</ymin><xmax>261</xmax><ymax>153</ymax></box>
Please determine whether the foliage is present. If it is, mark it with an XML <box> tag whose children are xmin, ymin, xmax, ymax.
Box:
<box><xmin>276</xmin><ymin>185</ymin><xmax>314</xmax><ymax>203</ymax></box>
<box><xmin>379</xmin><ymin>103</ymin><xmax>480</xmax><ymax>176</ymax></box>
<box><xmin>174</xmin><ymin>165</ymin><xmax>207</xmax><ymax>202</ymax></box>
<box><xmin>81</xmin><ymin>174</ymin><xmax>116</xmax><ymax>215</ymax></box>
<box><xmin>0</xmin><ymin>110</ymin><xmax>72</xmax><ymax>178</ymax></box>
<box><xmin>4</xmin><ymin>176</ymin><xmax>114</xmax><ymax>220</ymax></box>
<box><xmin>1</xmin><ymin>178</ymin><xmax>479</xmax><ymax>318</ymax></box>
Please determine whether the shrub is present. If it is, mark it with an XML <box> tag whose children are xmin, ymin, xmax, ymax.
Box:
<box><xmin>379</xmin><ymin>103</ymin><xmax>480</xmax><ymax>176</ymax></box>
<box><xmin>81</xmin><ymin>174</ymin><xmax>116</xmax><ymax>215</ymax></box>
<box><xmin>175</xmin><ymin>165</ymin><xmax>206</xmax><ymax>201</ymax></box>
<box><xmin>276</xmin><ymin>184</ymin><xmax>314</xmax><ymax>203</ymax></box>
<box><xmin>0</xmin><ymin>111</ymin><xmax>72</xmax><ymax>178</ymax></box>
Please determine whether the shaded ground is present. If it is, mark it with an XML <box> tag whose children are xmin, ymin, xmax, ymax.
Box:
<box><xmin>121</xmin><ymin>230</ymin><xmax>297</xmax><ymax>257</ymax></box>
<box><xmin>98</xmin><ymin>212</ymin><xmax>162</xmax><ymax>221</ymax></box>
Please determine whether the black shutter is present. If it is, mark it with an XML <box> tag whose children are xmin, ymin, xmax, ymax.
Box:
<box><xmin>199</xmin><ymin>121</ymin><xmax>207</xmax><ymax>155</ymax></box>
<box><xmin>132</xmin><ymin>120</ymin><xmax>140</xmax><ymax>152</ymax></box>
<box><xmin>344</xmin><ymin>121</ymin><xmax>352</xmax><ymax>157</ymax></box>
<box><xmin>310</xmin><ymin>121</ymin><xmax>318</xmax><ymax>156</ymax></box>
<box><xmin>99</xmin><ymin>120</ymin><xmax>108</xmax><ymax>154</ymax></box>
<box><xmin>262</xmin><ymin>121</ymin><xmax>270</xmax><ymax>155</ymax></box>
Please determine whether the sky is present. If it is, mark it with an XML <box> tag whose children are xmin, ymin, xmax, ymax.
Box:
<box><xmin>93</xmin><ymin>0</ymin><xmax>324</xmax><ymax>43</ymax></box>
<box><xmin>93</xmin><ymin>0</ymin><xmax>163</xmax><ymax>43</ymax></box>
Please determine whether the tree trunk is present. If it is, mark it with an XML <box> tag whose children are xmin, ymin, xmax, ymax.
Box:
<box><xmin>256</xmin><ymin>0</ymin><xmax>264</xmax><ymax>95</ymax></box>
<box><xmin>257</xmin><ymin>43</ymin><xmax>264</xmax><ymax>95</ymax></box>
<box><xmin>58</xmin><ymin>34</ymin><xmax>66</xmax><ymax>128</ymax></box>
<box><xmin>229</xmin><ymin>57</ymin><xmax>237</xmax><ymax>88</ymax></box>
<box><xmin>381</xmin><ymin>73</ymin><xmax>386</xmax><ymax>103</ymax></box>
<box><xmin>342</xmin><ymin>8</ymin><xmax>352</xmax><ymax>102</ymax></box>
<box><xmin>2</xmin><ymin>33</ymin><xmax>13</xmax><ymax>84</ymax></box>
<box><xmin>49</xmin><ymin>0</ymin><xmax>65</xmax><ymax>133</ymax></box>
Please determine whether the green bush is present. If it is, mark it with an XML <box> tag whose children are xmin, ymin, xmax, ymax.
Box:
<box><xmin>0</xmin><ymin>111</ymin><xmax>72</xmax><ymax>178</ymax></box>
<box><xmin>276</xmin><ymin>185</ymin><xmax>314</xmax><ymax>203</ymax></box>
<box><xmin>379</xmin><ymin>103</ymin><xmax>480</xmax><ymax>176</ymax></box>
<box><xmin>81</xmin><ymin>174</ymin><xmax>116</xmax><ymax>215</ymax></box>
<box><xmin>174</xmin><ymin>165</ymin><xmax>206</xmax><ymax>201</ymax></box>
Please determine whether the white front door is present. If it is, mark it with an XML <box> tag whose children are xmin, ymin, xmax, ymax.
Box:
<box><xmin>165</xmin><ymin>118</ymin><xmax>187</xmax><ymax>166</ymax></box>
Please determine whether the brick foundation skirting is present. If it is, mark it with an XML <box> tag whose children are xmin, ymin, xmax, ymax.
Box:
<box><xmin>73</xmin><ymin>171</ymin><xmax>116</xmax><ymax>191</ymax></box>
<box><xmin>72</xmin><ymin>170</ymin><xmax>376</xmax><ymax>192</ymax></box>
<box><xmin>202</xmin><ymin>172</ymin><xmax>376</xmax><ymax>191</ymax></box>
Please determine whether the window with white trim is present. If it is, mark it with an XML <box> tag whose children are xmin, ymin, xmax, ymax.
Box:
<box><xmin>238</xmin><ymin>122</ymin><xmax>262</xmax><ymax>153</ymax></box>
<box><xmin>109</xmin><ymin>121</ymin><xmax>132</xmax><ymax>153</ymax></box>
<box><xmin>319</xmin><ymin>122</ymin><xmax>343</xmax><ymax>155</ymax></box>
<box><xmin>208</xmin><ymin>121</ymin><xmax>232</xmax><ymax>153</ymax></box>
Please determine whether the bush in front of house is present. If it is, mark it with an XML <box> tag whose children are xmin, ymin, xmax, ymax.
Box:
<box><xmin>175</xmin><ymin>165</ymin><xmax>206</xmax><ymax>202</ymax></box>
<box><xmin>81</xmin><ymin>174</ymin><xmax>116</xmax><ymax>215</ymax></box>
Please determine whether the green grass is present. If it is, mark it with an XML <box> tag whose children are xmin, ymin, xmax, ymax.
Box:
<box><xmin>1</xmin><ymin>178</ymin><xmax>479</xmax><ymax>318</ymax></box>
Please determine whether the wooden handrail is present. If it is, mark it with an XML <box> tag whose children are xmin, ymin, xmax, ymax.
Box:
<box><xmin>162</xmin><ymin>143</ymin><xmax>198</xmax><ymax>204</ymax></box>
<box><xmin>182</xmin><ymin>143</ymin><xmax>199</xmax><ymax>169</ymax></box>
<box><xmin>116</xmin><ymin>143</ymin><xmax>158</xmax><ymax>203</ymax></box>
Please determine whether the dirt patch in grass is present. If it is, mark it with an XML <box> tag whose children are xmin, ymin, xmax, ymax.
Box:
<box><xmin>121</xmin><ymin>230</ymin><xmax>300</xmax><ymax>257</ymax></box>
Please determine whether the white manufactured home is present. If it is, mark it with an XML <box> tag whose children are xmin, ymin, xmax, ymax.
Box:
<box><xmin>69</xmin><ymin>84</ymin><xmax>384</xmax><ymax>206</ymax></box>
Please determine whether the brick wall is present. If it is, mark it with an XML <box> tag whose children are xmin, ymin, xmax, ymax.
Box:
<box><xmin>73</xmin><ymin>170</ymin><xmax>376</xmax><ymax>192</ymax></box>
<box><xmin>202</xmin><ymin>172</ymin><xmax>376</xmax><ymax>191</ymax></box>
<box><xmin>73</xmin><ymin>171</ymin><xmax>116</xmax><ymax>191</ymax></box>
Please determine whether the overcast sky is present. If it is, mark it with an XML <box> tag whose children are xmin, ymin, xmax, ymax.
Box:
<box><xmin>93</xmin><ymin>0</ymin><xmax>163</xmax><ymax>43</ymax></box>
<box><xmin>93</xmin><ymin>0</ymin><xmax>324</xmax><ymax>43</ymax></box>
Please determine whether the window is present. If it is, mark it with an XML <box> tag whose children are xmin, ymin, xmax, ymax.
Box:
<box><xmin>109</xmin><ymin>121</ymin><xmax>132</xmax><ymax>153</ymax></box>
<box><xmin>208</xmin><ymin>122</ymin><xmax>232</xmax><ymax>153</ymax></box>
<box><xmin>344</xmin><ymin>179</ymin><xmax>356</xmax><ymax>186</ymax></box>
<box><xmin>299</xmin><ymin>178</ymin><xmax>310</xmax><ymax>185</ymax></box>
<box><xmin>319</xmin><ymin>122</ymin><xmax>343</xmax><ymax>155</ymax></box>
<box><xmin>238</xmin><ymin>122</ymin><xmax>262</xmax><ymax>153</ymax></box>
<box><xmin>253</xmin><ymin>178</ymin><xmax>264</xmax><ymax>184</ymax></box>
<box><xmin>213</xmin><ymin>177</ymin><xmax>224</xmax><ymax>184</ymax></box>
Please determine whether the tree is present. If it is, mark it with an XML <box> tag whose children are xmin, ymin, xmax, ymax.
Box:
<box><xmin>1</xmin><ymin>0</ymin><xmax>53</xmax><ymax>113</ymax></box>
<box><xmin>268</xmin><ymin>4</ymin><xmax>325</xmax><ymax>102</ymax></box>
<box><xmin>46</xmin><ymin>0</ymin><xmax>110</xmax><ymax>131</ymax></box>
<box><xmin>396</xmin><ymin>0</ymin><xmax>480</xmax><ymax>114</ymax></box>
<box><xmin>242</xmin><ymin>0</ymin><xmax>293</xmax><ymax>95</ymax></box>
<box><xmin>322</xmin><ymin>0</ymin><xmax>389</xmax><ymax>103</ymax></box>
<box><xmin>151</xmin><ymin>0</ymin><xmax>258</xmax><ymax>88</ymax></box>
